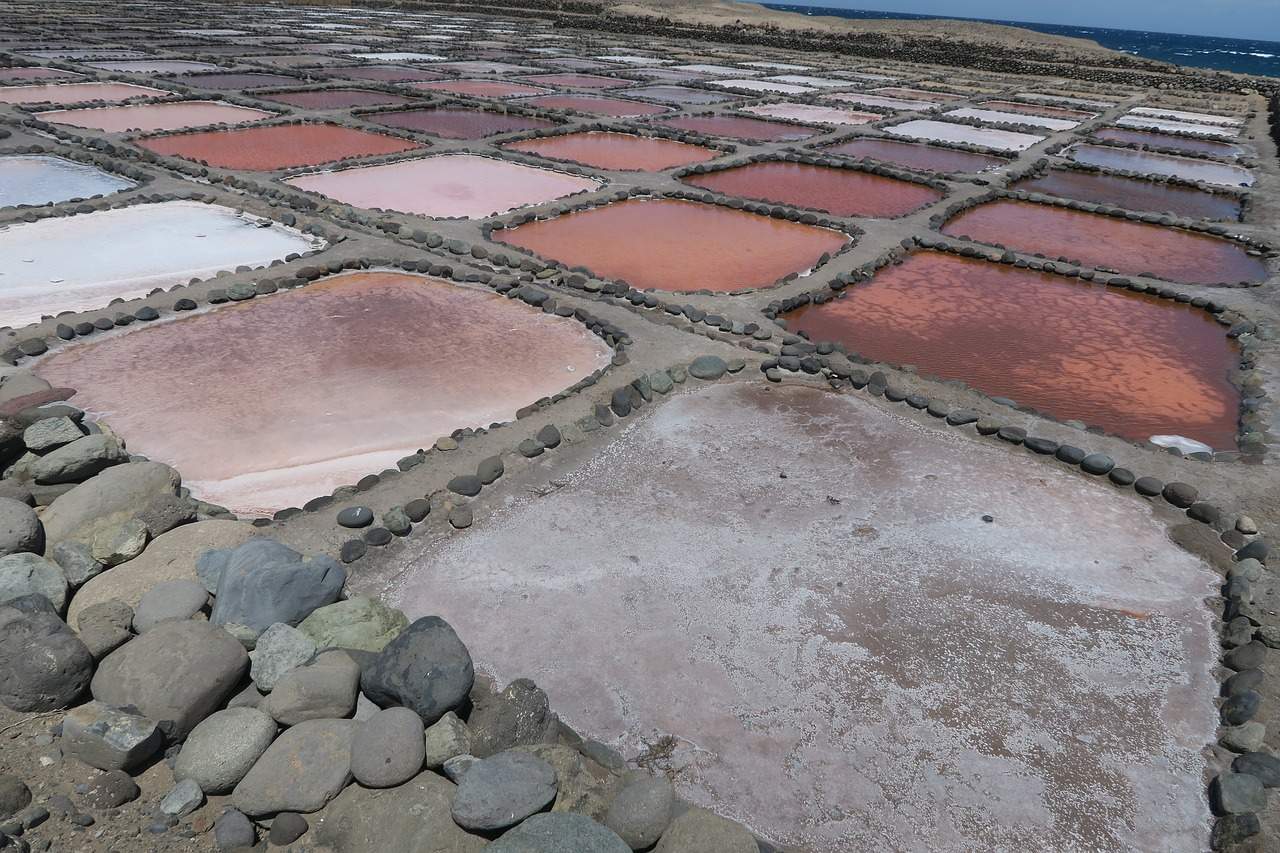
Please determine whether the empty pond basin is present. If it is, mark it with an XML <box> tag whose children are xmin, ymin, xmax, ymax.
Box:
<box><xmin>40</xmin><ymin>100</ymin><xmax>273</xmax><ymax>132</ymax></box>
<box><xmin>83</xmin><ymin>59</ymin><xmax>224</xmax><ymax>73</ymax></box>
<box><xmin>1131</xmin><ymin>106</ymin><xmax>1241</xmax><ymax>127</ymax></box>
<box><xmin>980</xmin><ymin>99</ymin><xmax>1096</xmax><ymax>121</ymax></box>
<box><xmin>944</xmin><ymin>107</ymin><xmax>1078</xmax><ymax>131</ymax></box>
<box><xmin>1012</xmin><ymin>169</ymin><xmax>1242</xmax><ymax>221</ymax></box>
<box><xmin>259</xmin><ymin>88</ymin><xmax>416</xmax><ymax>108</ymax></box>
<box><xmin>1018</xmin><ymin>92</ymin><xmax>1114</xmax><ymax>109</ymax></box>
<box><xmin>682</xmin><ymin>161</ymin><xmax>941</xmax><ymax>218</ymax></box>
<box><xmin>411</xmin><ymin>79</ymin><xmax>550</xmax><ymax>98</ymax></box>
<box><xmin>0</xmin><ymin>81</ymin><xmax>165</xmax><ymax>104</ymax></box>
<box><xmin>872</xmin><ymin>86</ymin><xmax>960</xmax><ymax>102</ymax></box>
<box><xmin>177</xmin><ymin>72</ymin><xmax>298</xmax><ymax>90</ymax></box>
<box><xmin>706</xmin><ymin>78</ymin><xmax>813</xmax><ymax>94</ymax></box>
<box><xmin>369</xmin><ymin>107</ymin><xmax>558</xmax><ymax>138</ymax></box>
<box><xmin>517</xmin><ymin>93</ymin><xmax>669</xmax><ymax>117</ymax></box>
<box><xmin>520</xmin><ymin>72</ymin><xmax>628</xmax><ymax>89</ymax></box>
<box><xmin>790</xmin><ymin>252</ymin><xmax>1240</xmax><ymax>448</ymax></box>
<box><xmin>741</xmin><ymin>102</ymin><xmax>879</xmax><ymax>126</ymax></box>
<box><xmin>887</xmin><ymin>119</ymin><xmax>1044</xmax><ymax>151</ymax></box>
<box><xmin>1091</xmin><ymin>127</ymin><xmax>1246</xmax><ymax>158</ymax></box>
<box><xmin>138</xmin><ymin>123</ymin><xmax>423</xmax><ymax>170</ymax></box>
<box><xmin>493</xmin><ymin>197</ymin><xmax>847</xmax><ymax>292</ymax></box>
<box><xmin>335</xmin><ymin>64</ymin><xmax>447</xmax><ymax>82</ymax></box>
<box><xmin>617</xmin><ymin>85</ymin><xmax>734</xmax><ymax>105</ymax></box>
<box><xmin>943</xmin><ymin>199</ymin><xmax>1268</xmax><ymax>285</ymax></box>
<box><xmin>387</xmin><ymin>380</ymin><xmax>1218</xmax><ymax>853</ymax></box>
<box><xmin>1063</xmin><ymin>143</ymin><xmax>1254</xmax><ymax>187</ymax></box>
<box><xmin>504</xmin><ymin>130</ymin><xmax>720</xmax><ymax>171</ymax></box>
<box><xmin>655</xmin><ymin>114</ymin><xmax>815</xmax><ymax>142</ymax></box>
<box><xmin>284</xmin><ymin>153</ymin><xmax>601</xmax><ymax>218</ymax></box>
<box><xmin>0</xmin><ymin>200</ymin><xmax>317</xmax><ymax>328</ymax></box>
<box><xmin>825</xmin><ymin>137</ymin><xmax>1006</xmax><ymax>173</ymax></box>
<box><xmin>1115</xmin><ymin>115</ymin><xmax>1238</xmax><ymax>139</ymax></box>
<box><xmin>0</xmin><ymin>154</ymin><xmax>134</xmax><ymax>208</ymax></box>
<box><xmin>34</xmin><ymin>271</ymin><xmax>610</xmax><ymax>514</ymax></box>
<box><xmin>826</xmin><ymin>92</ymin><xmax>938</xmax><ymax>112</ymax></box>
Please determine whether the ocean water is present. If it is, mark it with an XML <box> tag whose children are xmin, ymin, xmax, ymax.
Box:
<box><xmin>762</xmin><ymin>4</ymin><xmax>1280</xmax><ymax>78</ymax></box>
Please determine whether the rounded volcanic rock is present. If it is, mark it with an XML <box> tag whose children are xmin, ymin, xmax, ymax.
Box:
<box><xmin>448</xmin><ymin>475</ymin><xmax>483</xmax><ymax>497</ymax></box>
<box><xmin>450</xmin><ymin>750</ymin><xmax>559</xmax><ymax>832</ymax></box>
<box><xmin>605</xmin><ymin>774</ymin><xmax>674</xmax><ymax>849</ymax></box>
<box><xmin>297</xmin><ymin>596</ymin><xmax>408</xmax><ymax>653</ymax></box>
<box><xmin>0</xmin><ymin>498</ymin><xmax>43</xmax><ymax>557</ymax></box>
<box><xmin>350</xmin><ymin>706</ymin><xmax>425</xmax><ymax>788</ymax></box>
<box><xmin>231</xmin><ymin>718</ymin><xmax>356</xmax><ymax>817</ymax></box>
<box><xmin>337</xmin><ymin>506</ymin><xmax>374</xmax><ymax>528</ymax></box>
<box><xmin>0</xmin><ymin>552</ymin><xmax>67</xmax><ymax>613</ymax></box>
<box><xmin>688</xmin><ymin>356</ymin><xmax>728</xmax><ymax>380</ymax></box>
<box><xmin>0</xmin><ymin>602</ymin><xmax>92</xmax><ymax>711</ymax></box>
<box><xmin>361</xmin><ymin>616</ymin><xmax>474</xmax><ymax>725</ymax></box>
<box><xmin>132</xmin><ymin>578</ymin><xmax>208</xmax><ymax>633</ymax></box>
<box><xmin>488</xmin><ymin>812</ymin><xmax>630</xmax><ymax>853</ymax></box>
<box><xmin>654</xmin><ymin>807</ymin><xmax>761</xmax><ymax>853</ymax></box>
<box><xmin>175</xmin><ymin>707</ymin><xmax>278</xmax><ymax>794</ymax></box>
<box><xmin>206</xmin><ymin>538</ymin><xmax>346</xmax><ymax>644</ymax></box>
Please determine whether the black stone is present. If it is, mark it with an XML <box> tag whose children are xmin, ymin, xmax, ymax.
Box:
<box><xmin>1055</xmin><ymin>445</ymin><xmax>1087</xmax><ymax>465</ymax></box>
<box><xmin>268</xmin><ymin>813</ymin><xmax>308</xmax><ymax>846</ymax></box>
<box><xmin>610</xmin><ymin>388</ymin><xmax>632</xmax><ymax>418</ymax></box>
<box><xmin>448</xmin><ymin>475</ymin><xmax>483</xmax><ymax>497</ymax></box>
<box><xmin>996</xmin><ymin>426</ymin><xmax>1026</xmax><ymax>444</ymax></box>
<box><xmin>1225</xmin><ymin>642</ymin><xmax>1267</xmax><ymax>672</ymax></box>
<box><xmin>339</xmin><ymin>539</ymin><xmax>366</xmax><ymax>564</ymax></box>
<box><xmin>535</xmin><ymin>424</ymin><xmax>561</xmax><ymax>449</ymax></box>
<box><xmin>337</xmin><ymin>506</ymin><xmax>373</xmax><ymax>528</ymax></box>
<box><xmin>1237</xmin><ymin>540</ymin><xmax>1269</xmax><ymax>563</ymax></box>
<box><xmin>1223</xmin><ymin>669</ymin><xmax>1263</xmax><ymax>698</ymax></box>
<box><xmin>1108</xmin><ymin>467</ymin><xmax>1135</xmax><ymax>486</ymax></box>
<box><xmin>1080</xmin><ymin>453</ymin><xmax>1114</xmax><ymax>475</ymax></box>
<box><xmin>1188</xmin><ymin>502</ymin><xmax>1222</xmax><ymax>525</ymax></box>
<box><xmin>173</xmin><ymin>298</ymin><xmax>197</xmax><ymax>311</ymax></box>
<box><xmin>1233</xmin><ymin>753</ymin><xmax>1280</xmax><ymax>788</ymax></box>
<box><xmin>1023</xmin><ymin>437</ymin><xmax>1058</xmax><ymax>455</ymax></box>
<box><xmin>1221</xmin><ymin>690</ymin><xmax>1261</xmax><ymax>725</ymax></box>
<box><xmin>1162</xmin><ymin>481</ymin><xmax>1198</xmax><ymax>508</ymax></box>
<box><xmin>945</xmin><ymin>409</ymin><xmax>979</xmax><ymax>426</ymax></box>
<box><xmin>404</xmin><ymin>499</ymin><xmax>431</xmax><ymax>523</ymax></box>
<box><xmin>1134</xmin><ymin>476</ymin><xmax>1163</xmax><ymax>497</ymax></box>
<box><xmin>363</xmin><ymin>527</ymin><xmax>392</xmax><ymax>547</ymax></box>
<box><xmin>360</xmin><ymin>616</ymin><xmax>474</xmax><ymax>725</ymax></box>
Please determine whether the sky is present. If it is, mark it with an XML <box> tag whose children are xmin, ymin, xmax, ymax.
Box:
<box><xmin>765</xmin><ymin>0</ymin><xmax>1280</xmax><ymax>41</ymax></box>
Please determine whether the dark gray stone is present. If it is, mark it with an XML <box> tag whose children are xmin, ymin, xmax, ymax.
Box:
<box><xmin>1212</xmin><ymin>772</ymin><xmax>1265</xmax><ymax>815</ymax></box>
<box><xmin>268</xmin><ymin>813</ymin><xmax>308</xmax><ymax>845</ymax></box>
<box><xmin>487</xmin><ymin>813</ymin><xmax>630</xmax><ymax>853</ymax></box>
<box><xmin>61</xmin><ymin>701</ymin><xmax>162</xmax><ymax>771</ymax></box>
<box><xmin>0</xmin><ymin>603</ymin><xmax>92</xmax><ymax>711</ymax></box>
<box><xmin>75</xmin><ymin>599</ymin><xmax>132</xmax><ymax>660</ymax></box>
<box><xmin>336</xmin><ymin>506</ymin><xmax>373</xmax><ymax>529</ymax></box>
<box><xmin>78</xmin><ymin>769</ymin><xmax>139</xmax><ymax>810</ymax></box>
<box><xmin>213</xmin><ymin>809</ymin><xmax>255</xmax><ymax>850</ymax></box>
<box><xmin>448</xmin><ymin>475</ymin><xmax>482</xmax><ymax>497</ymax></box>
<box><xmin>605</xmin><ymin>775</ymin><xmax>674</xmax><ymax>850</ymax></box>
<box><xmin>1162</xmin><ymin>481</ymin><xmax>1198</xmax><ymax>508</ymax></box>
<box><xmin>477</xmin><ymin>457</ymin><xmax>504</xmax><ymax>485</ymax></box>
<box><xmin>174</xmin><ymin>707</ymin><xmax>277</xmax><ymax>795</ymax></box>
<box><xmin>206</xmin><ymin>539</ymin><xmax>345</xmax><ymax>644</ymax></box>
<box><xmin>688</xmin><ymin>356</ymin><xmax>727</xmax><ymax>380</ymax></box>
<box><xmin>132</xmin><ymin>579</ymin><xmax>207</xmax><ymax>633</ymax></box>
<box><xmin>231</xmin><ymin>719</ymin><xmax>355</xmax><ymax>817</ymax></box>
<box><xmin>1079</xmin><ymin>453</ymin><xmax>1114</xmax><ymax>475</ymax></box>
<box><xmin>469</xmin><ymin>678</ymin><xmax>556</xmax><ymax>758</ymax></box>
<box><xmin>0</xmin><ymin>776</ymin><xmax>30</xmax><ymax>819</ymax></box>
<box><xmin>1233</xmin><ymin>752</ymin><xmax>1280</xmax><ymax>787</ymax></box>
<box><xmin>361</xmin><ymin>616</ymin><xmax>473</xmax><ymax>725</ymax></box>
<box><xmin>350</xmin><ymin>707</ymin><xmax>425</xmax><ymax>788</ymax></box>
<box><xmin>0</xmin><ymin>498</ymin><xmax>41</xmax><ymax>557</ymax></box>
<box><xmin>450</xmin><ymin>750</ymin><xmax>558</xmax><ymax>832</ymax></box>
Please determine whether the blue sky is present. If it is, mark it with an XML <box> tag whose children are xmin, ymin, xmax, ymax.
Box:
<box><xmin>766</xmin><ymin>0</ymin><xmax>1280</xmax><ymax>41</ymax></box>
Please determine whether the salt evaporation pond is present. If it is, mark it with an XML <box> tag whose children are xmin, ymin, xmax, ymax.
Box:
<box><xmin>618</xmin><ymin>85</ymin><xmax>734</xmax><ymax>105</ymax></box>
<box><xmin>944</xmin><ymin>107</ymin><xmax>1078</xmax><ymax>131</ymax></box>
<box><xmin>740</xmin><ymin>102</ymin><xmax>878</xmax><ymax>126</ymax></box>
<box><xmin>706</xmin><ymin>78</ymin><xmax>812</xmax><ymax>94</ymax></box>
<box><xmin>1091</xmin><ymin>127</ymin><xmax>1246</xmax><ymax>158</ymax></box>
<box><xmin>1018</xmin><ymin>92</ymin><xmax>1113</xmax><ymax>109</ymax></box>
<box><xmin>1012</xmin><ymin>169</ymin><xmax>1242</xmax><ymax>220</ymax></box>
<box><xmin>827</xmin><ymin>92</ymin><xmax>938</xmax><ymax>112</ymax></box>
<box><xmin>789</xmin><ymin>252</ymin><xmax>1240</xmax><ymax>448</ymax></box>
<box><xmin>943</xmin><ymin>199</ymin><xmax>1269</xmax><ymax>285</ymax></box>
<box><xmin>40</xmin><ymin>100</ymin><xmax>273</xmax><ymax>132</ymax></box>
<box><xmin>138</xmin><ymin>123</ymin><xmax>422</xmax><ymax>170</ymax></box>
<box><xmin>655</xmin><ymin>114</ymin><xmax>814</xmax><ymax>142</ymax></box>
<box><xmin>681</xmin><ymin>161</ymin><xmax>942</xmax><ymax>218</ymax></box>
<box><xmin>0</xmin><ymin>67</ymin><xmax>82</xmax><ymax>82</ymax></box>
<box><xmin>520</xmin><ymin>72</ymin><xmax>627</xmax><ymax>89</ymax></box>
<box><xmin>259</xmin><ymin>88</ymin><xmax>416</xmax><ymax>108</ymax></box>
<box><xmin>83</xmin><ymin>59</ymin><xmax>223</xmax><ymax>73</ymax></box>
<box><xmin>370</xmin><ymin>107</ymin><xmax>558</xmax><ymax>138</ymax></box>
<box><xmin>284</xmin><ymin>153</ymin><xmax>601</xmax><ymax>218</ymax></box>
<box><xmin>177</xmin><ymin>72</ymin><xmax>298</xmax><ymax>90</ymax></box>
<box><xmin>1063</xmin><ymin>143</ymin><xmax>1254</xmax><ymax>187</ymax></box>
<box><xmin>518</xmin><ymin>93</ymin><xmax>670</xmax><ymax>117</ymax></box>
<box><xmin>825</xmin><ymin>137</ymin><xmax>1006</xmax><ymax>173</ymax></box>
<box><xmin>872</xmin><ymin>86</ymin><xmax>959</xmax><ymax>102</ymax></box>
<box><xmin>336</xmin><ymin>64</ymin><xmax>446</xmax><ymax>82</ymax></box>
<box><xmin>34</xmin><ymin>271</ymin><xmax>611</xmax><ymax>514</ymax></box>
<box><xmin>412</xmin><ymin>79</ymin><xmax>549</xmax><ymax>98</ymax></box>
<box><xmin>887</xmin><ymin>119</ymin><xmax>1044</xmax><ymax>151</ymax></box>
<box><xmin>0</xmin><ymin>200</ymin><xmax>316</xmax><ymax>328</ymax></box>
<box><xmin>0</xmin><ymin>81</ymin><xmax>164</xmax><ymax>104</ymax></box>
<box><xmin>0</xmin><ymin>154</ymin><xmax>134</xmax><ymax>208</ymax></box>
<box><xmin>504</xmin><ymin>130</ymin><xmax>720</xmax><ymax>171</ymax></box>
<box><xmin>980</xmin><ymin>99</ymin><xmax>1095</xmax><ymax>121</ymax></box>
<box><xmin>390</xmin><ymin>380</ymin><xmax>1218</xmax><ymax>853</ymax></box>
<box><xmin>1115</xmin><ymin>114</ymin><xmax>1238</xmax><ymax>139</ymax></box>
<box><xmin>493</xmin><ymin>197</ymin><xmax>847</xmax><ymax>292</ymax></box>
<box><xmin>1131</xmin><ymin>106</ymin><xmax>1241</xmax><ymax>126</ymax></box>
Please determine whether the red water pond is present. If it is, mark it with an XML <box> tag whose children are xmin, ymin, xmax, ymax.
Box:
<box><xmin>369</xmin><ymin>107</ymin><xmax>558</xmax><ymax>138</ymax></box>
<box><xmin>34</xmin><ymin>271</ymin><xmax>611</xmax><ymax>514</ymax></box>
<box><xmin>177</xmin><ymin>72</ymin><xmax>298</xmax><ymax>90</ymax></box>
<box><xmin>504</xmin><ymin>131</ymin><xmax>720</xmax><ymax>171</ymax></box>
<box><xmin>942</xmin><ymin>200</ymin><xmax>1268</xmax><ymax>285</ymax></box>
<box><xmin>0</xmin><ymin>81</ymin><xmax>164</xmax><ymax>104</ymax></box>
<box><xmin>518</xmin><ymin>94</ymin><xmax>670</xmax><ymax>117</ymax></box>
<box><xmin>139</xmin><ymin>123</ymin><xmax>423</xmax><ymax>170</ymax></box>
<box><xmin>493</xmin><ymin>197</ymin><xmax>848</xmax><ymax>292</ymax></box>
<box><xmin>410</xmin><ymin>79</ymin><xmax>550</xmax><ymax>98</ymax></box>
<box><xmin>520</xmin><ymin>73</ymin><xmax>628</xmax><ymax>89</ymax></box>
<box><xmin>824</xmin><ymin>137</ymin><xmax>1006</xmax><ymax>173</ymax></box>
<box><xmin>654</xmin><ymin>114</ymin><xmax>814</xmax><ymax>142</ymax></box>
<box><xmin>336</xmin><ymin>65</ymin><xmax>447</xmax><ymax>83</ymax></box>
<box><xmin>1092</xmin><ymin>128</ymin><xmax>1246</xmax><ymax>159</ymax></box>
<box><xmin>788</xmin><ymin>252</ymin><xmax>1240</xmax><ymax>448</ymax></box>
<box><xmin>681</xmin><ymin>161</ymin><xmax>942</xmax><ymax>218</ymax></box>
<box><xmin>260</xmin><ymin>88</ymin><xmax>416</xmax><ymax>109</ymax></box>
<box><xmin>1011</xmin><ymin>169</ymin><xmax>1241</xmax><ymax>221</ymax></box>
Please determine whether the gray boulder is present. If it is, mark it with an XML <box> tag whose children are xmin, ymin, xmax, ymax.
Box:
<box><xmin>314</xmin><ymin>770</ymin><xmax>485</xmax><ymax>853</ymax></box>
<box><xmin>0</xmin><ymin>775</ymin><xmax>30</xmax><ymax>818</ymax></box>
<box><xmin>443</xmin><ymin>754</ymin><xmax>479</xmax><ymax>783</ymax></box>
<box><xmin>0</xmin><ymin>498</ymin><xmax>41</xmax><ymax>556</ymax></box>
<box><xmin>450</xmin><ymin>750</ymin><xmax>558</xmax><ymax>832</ymax></box>
<box><xmin>159</xmin><ymin>778</ymin><xmax>204</xmax><ymax>817</ymax></box>
<box><xmin>249</xmin><ymin>623</ymin><xmax>317</xmax><ymax>691</ymax></box>
<box><xmin>51</xmin><ymin>541</ymin><xmax>103</xmax><ymax>589</ymax></box>
<box><xmin>261</xmin><ymin>650</ymin><xmax>360</xmax><ymax>726</ymax></box>
<box><xmin>361</xmin><ymin>616</ymin><xmax>473</xmax><ymax>725</ymax></box>
<box><xmin>350</xmin><ymin>707</ymin><xmax>425</xmax><ymax>788</ymax></box>
<box><xmin>0</xmin><ymin>603</ymin><xmax>92</xmax><ymax>711</ymax></box>
<box><xmin>40</xmin><ymin>461</ymin><xmax>180</xmax><ymax>550</ymax></box>
<box><xmin>91</xmin><ymin>620</ymin><xmax>248</xmax><ymax>740</ymax></box>
<box><xmin>78</xmin><ymin>770</ymin><xmax>140</xmax><ymax>810</ymax></box>
<box><xmin>515</xmin><ymin>743</ymin><xmax>621</xmax><ymax>819</ymax></box>
<box><xmin>469</xmin><ymin>678</ymin><xmax>557</xmax><ymax>758</ymax></box>
<box><xmin>31</xmin><ymin>435</ymin><xmax>128</xmax><ymax>485</ymax></box>
<box><xmin>132</xmin><ymin>579</ymin><xmax>208</xmax><ymax>633</ymax></box>
<box><xmin>90</xmin><ymin>518</ymin><xmax>148</xmax><ymax>567</ymax></box>
<box><xmin>654</xmin><ymin>807</ymin><xmax>760</xmax><ymax>853</ymax></box>
<box><xmin>214</xmin><ymin>809</ymin><xmax>255</xmax><ymax>850</ymax></box>
<box><xmin>296</xmin><ymin>596</ymin><xmax>408</xmax><ymax>653</ymax></box>
<box><xmin>174</xmin><ymin>707</ymin><xmax>277</xmax><ymax>795</ymax></box>
<box><xmin>75</xmin><ymin>599</ymin><xmax>133</xmax><ymax>659</ymax></box>
<box><xmin>61</xmin><ymin>701</ymin><xmax>162</xmax><ymax>772</ymax></box>
<box><xmin>206</xmin><ymin>539</ymin><xmax>345</xmax><ymax>644</ymax></box>
<box><xmin>232</xmin><ymin>718</ymin><xmax>355</xmax><ymax>816</ymax></box>
<box><xmin>23</xmin><ymin>417</ymin><xmax>83</xmax><ymax>452</ymax></box>
<box><xmin>0</xmin><ymin>552</ymin><xmax>67</xmax><ymax>613</ymax></box>
<box><xmin>488</xmin><ymin>813</ymin><xmax>630</xmax><ymax>853</ymax></box>
<box><xmin>423</xmin><ymin>711</ymin><xmax>472</xmax><ymax>769</ymax></box>
<box><xmin>605</xmin><ymin>775</ymin><xmax>674</xmax><ymax>849</ymax></box>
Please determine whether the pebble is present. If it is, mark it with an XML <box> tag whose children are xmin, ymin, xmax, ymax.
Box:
<box><xmin>268</xmin><ymin>812</ymin><xmax>307</xmax><ymax>846</ymax></box>
<box><xmin>336</xmin><ymin>506</ymin><xmax>373</xmax><ymax>529</ymax></box>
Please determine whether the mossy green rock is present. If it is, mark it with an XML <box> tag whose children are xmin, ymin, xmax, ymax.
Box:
<box><xmin>297</xmin><ymin>596</ymin><xmax>408</xmax><ymax>653</ymax></box>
